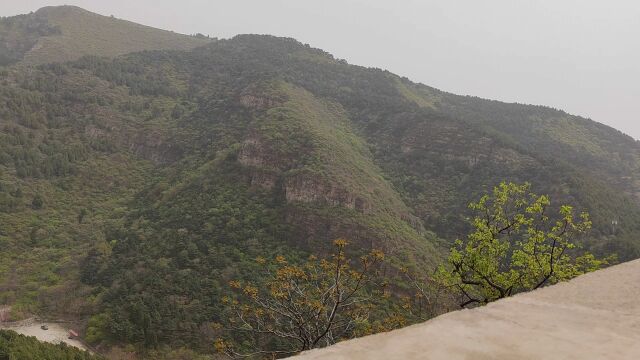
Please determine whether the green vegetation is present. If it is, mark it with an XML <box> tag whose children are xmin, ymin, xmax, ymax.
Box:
<box><xmin>438</xmin><ymin>182</ymin><xmax>608</xmax><ymax>307</ymax></box>
<box><xmin>0</xmin><ymin>12</ymin><xmax>59</xmax><ymax>66</ymax></box>
<box><xmin>215</xmin><ymin>184</ymin><xmax>608</xmax><ymax>357</ymax></box>
<box><xmin>0</xmin><ymin>8</ymin><xmax>638</xmax><ymax>357</ymax></box>
<box><xmin>0</xmin><ymin>6</ymin><xmax>211</xmax><ymax>66</ymax></box>
<box><xmin>0</xmin><ymin>329</ymin><xmax>100</xmax><ymax>359</ymax></box>
<box><xmin>216</xmin><ymin>240</ymin><xmax>389</xmax><ymax>358</ymax></box>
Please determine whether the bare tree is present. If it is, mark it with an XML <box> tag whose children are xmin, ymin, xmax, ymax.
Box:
<box><xmin>216</xmin><ymin>239</ymin><xmax>386</xmax><ymax>358</ymax></box>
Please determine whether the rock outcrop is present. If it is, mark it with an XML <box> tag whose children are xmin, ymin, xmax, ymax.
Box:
<box><xmin>284</xmin><ymin>175</ymin><xmax>371</xmax><ymax>213</ymax></box>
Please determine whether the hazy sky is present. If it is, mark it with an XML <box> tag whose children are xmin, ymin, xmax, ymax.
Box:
<box><xmin>2</xmin><ymin>1</ymin><xmax>639</xmax><ymax>139</ymax></box>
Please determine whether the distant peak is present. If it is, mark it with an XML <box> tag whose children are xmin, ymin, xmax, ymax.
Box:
<box><xmin>35</xmin><ymin>5</ymin><xmax>92</xmax><ymax>16</ymax></box>
<box><xmin>3</xmin><ymin>4</ymin><xmax>210</xmax><ymax>66</ymax></box>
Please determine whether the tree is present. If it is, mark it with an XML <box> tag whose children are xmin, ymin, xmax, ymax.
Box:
<box><xmin>31</xmin><ymin>193</ymin><xmax>43</xmax><ymax>209</ymax></box>
<box><xmin>439</xmin><ymin>182</ymin><xmax>610</xmax><ymax>308</ymax></box>
<box><xmin>399</xmin><ymin>268</ymin><xmax>456</xmax><ymax>322</ymax></box>
<box><xmin>78</xmin><ymin>208</ymin><xmax>88</xmax><ymax>224</ymax></box>
<box><xmin>216</xmin><ymin>239</ymin><xmax>386</xmax><ymax>358</ymax></box>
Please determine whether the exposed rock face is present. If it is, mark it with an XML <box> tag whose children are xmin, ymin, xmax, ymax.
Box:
<box><xmin>238</xmin><ymin>132</ymin><xmax>285</xmax><ymax>190</ymax></box>
<box><xmin>284</xmin><ymin>175</ymin><xmax>371</xmax><ymax>214</ymax></box>
<box><xmin>400</xmin><ymin>122</ymin><xmax>536</xmax><ymax>170</ymax></box>
<box><xmin>84</xmin><ymin>115</ymin><xmax>183</xmax><ymax>165</ymax></box>
<box><xmin>247</xmin><ymin>169</ymin><xmax>279</xmax><ymax>189</ymax></box>
<box><xmin>238</xmin><ymin>85</ymin><xmax>287</xmax><ymax>110</ymax></box>
<box><xmin>126</xmin><ymin>132</ymin><xmax>183</xmax><ymax>165</ymax></box>
<box><xmin>239</xmin><ymin>94</ymin><xmax>279</xmax><ymax>110</ymax></box>
<box><xmin>239</xmin><ymin>137</ymin><xmax>372</xmax><ymax>213</ymax></box>
<box><xmin>238</xmin><ymin>137</ymin><xmax>371</xmax><ymax>213</ymax></box>
<box><xmin>238</xmin><ymin>132</ymin><xmax>285</xmax><ymax>169</ymax></box>
<box><xmin>235</xmin><ymin>83</ymin><xmax>421</xmax><ymax>241</ymax></box>
<box><xmin>293</xmin><ymin>259</ymin><xmax>640</xmax><ymax>360</ymax></box>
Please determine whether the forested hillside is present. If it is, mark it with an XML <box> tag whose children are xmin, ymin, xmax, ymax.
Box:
<box><xmin>0</xmin><ymin>7</ymin><xmax>639</xmax><ymax>357</ymax></box>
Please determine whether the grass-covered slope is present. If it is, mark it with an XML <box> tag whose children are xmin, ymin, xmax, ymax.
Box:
<box><xmin>0</xmin><ymin>26</ymin><xmax>639</xmax><ymax>354</ymax></box>
<box><xmin>0</xmin><ymin>6</ymin><xmax>211</xmax><ymax>66</ymax></box>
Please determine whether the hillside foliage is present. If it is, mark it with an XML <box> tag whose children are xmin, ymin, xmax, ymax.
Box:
<box><xmin>0</xmin><ymin>13</ymin><xmax>638</xmax><ymax>356</ymax></box>
<box><xmin>216</xmin><ymin>240</ymin><xmax>391</xmax><ymax>358</ymax></box>
<box><xmin>438</xmin><ymin>182</ymin><xmax>608</xmax><ymax>307</ymax></box>
<box><xmin>0</xmin><ymin>329</ymin><xmax>100</xmax><ymax>360</ymax></box>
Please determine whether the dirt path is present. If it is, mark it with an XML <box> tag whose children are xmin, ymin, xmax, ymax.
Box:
<box><xmin>0</xmin><ymin>321</ymin><xmax>87</xmax><ymax>351</ymax></box>
<box><xmin>294</xmin><ymin>259</ymin><xmax>640</xmax><ymax>360</ymax></box>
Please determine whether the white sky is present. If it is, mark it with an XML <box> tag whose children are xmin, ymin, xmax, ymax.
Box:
<box><xmin>2</xmin><ymin>0</ymin><xmax>639</xmax><ymax>139</ymax></box>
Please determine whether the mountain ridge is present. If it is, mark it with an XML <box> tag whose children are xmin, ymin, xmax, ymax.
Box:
<box><xmin>0</xmin><ymin>7</ymin><xmax>638</xmax><ymax>356</ymax></box>
<box><xmin>0</xmin><ymin>5</ymin><xmax>211</xmax><ymax>66</ymax></box>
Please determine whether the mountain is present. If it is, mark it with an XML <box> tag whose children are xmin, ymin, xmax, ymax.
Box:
<box><xmin>0</xmin><ymin>6</ymin><xmax>639</xmax><ymax>356</ymax></box>
<box><xmin>0</xmin><ymin>5</ymin><xmax>211</xmax><ymax>66</ymax></box>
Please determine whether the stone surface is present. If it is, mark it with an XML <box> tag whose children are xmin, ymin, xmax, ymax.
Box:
<box><xmin>294</xmin><ymin>259</ymin><xmax>640</xmax><ymax>360</ymax></box>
